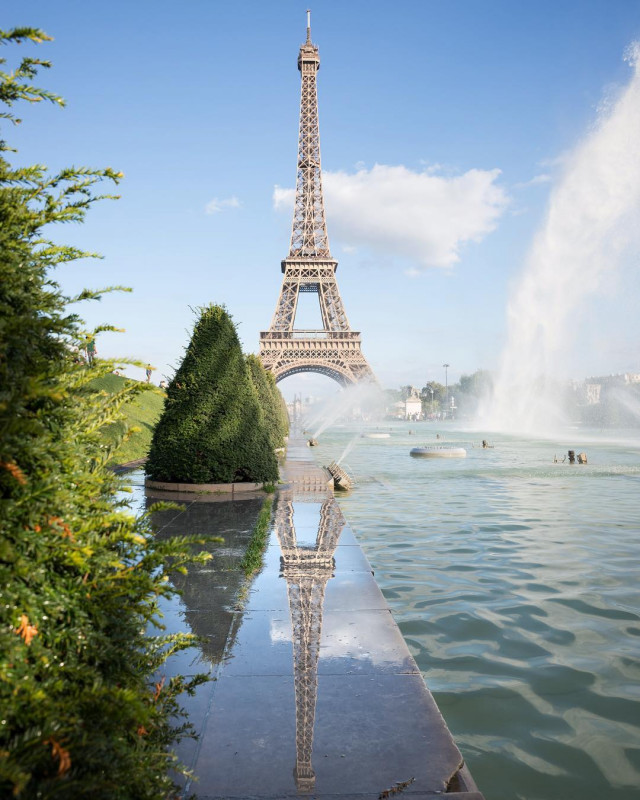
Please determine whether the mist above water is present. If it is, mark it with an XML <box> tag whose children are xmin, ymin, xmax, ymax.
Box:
<box><xmin>303</xmin><ymin>382</ymin><xmax>386</xmax><ymax>439</ymax></box>
<box><xmin>479</xmin><ymin>44</ymin><xmax>640</xmax><ymax>434</ymax></box>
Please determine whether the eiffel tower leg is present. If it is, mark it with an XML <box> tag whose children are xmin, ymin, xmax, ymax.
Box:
<box><xmin>318</xmin><ymin>280</ymin><xmax>350</xmax><ymax>332</ymax></box>
<box><xmin>270</xmin><ymin>280</ymin><xmax>299</xmax><ymax>332</ymax></box>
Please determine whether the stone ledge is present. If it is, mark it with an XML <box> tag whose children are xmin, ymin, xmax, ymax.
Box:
<box><xmin>145</xmin><ymin>478</ymin><xmax>264</xmax><ymax>495</ymax></box>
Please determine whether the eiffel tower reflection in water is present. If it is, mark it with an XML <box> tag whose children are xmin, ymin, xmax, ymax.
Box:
<box><xmin>274</xmin><ymin>489</ymin><xmax>345</xmax><ymax>794</ymax></box>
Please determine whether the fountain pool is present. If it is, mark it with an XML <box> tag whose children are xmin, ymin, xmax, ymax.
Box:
<box><xmin>310</xmin><ymin>421</ymin><xmax>640</xmax><ymax>800</ymax></box>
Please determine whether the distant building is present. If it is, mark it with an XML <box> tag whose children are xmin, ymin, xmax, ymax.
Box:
<box><xmin>401</xmin><ymin>385</ymin><xmax>421</xmax><ymax>400</ymax></box>
<box><xmin>588</xmin><ymin>372</ymin><xmax>633</xmax><ymax>387</ymax></box>
<box><xmin>573</xmin><ymin>372</ymin><xmax>640</xmax><ymax>405</ymax></box>
<box><xmin>404</xmin><ymin>396</ymin><xmax>422</xmax><ymax>420</ymax></box>
<box><xmin>584</xmin><ymin>384</ymin><xmax>602</xmax><ymax>405</ymax></box>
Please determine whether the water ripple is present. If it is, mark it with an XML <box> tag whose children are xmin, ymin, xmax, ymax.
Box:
<box><xmin>312</xmin><ymin>424</ymin><xmax>640</xmax><ymax>800</ymax></box>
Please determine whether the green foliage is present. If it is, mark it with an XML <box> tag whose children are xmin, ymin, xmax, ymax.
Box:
<box><xmin>448</xmin><ymin>370</ymin><xmax>494</xmax><ymax>417</ymax></box>
<box><xmin>90</xmin><ymin>374</ymin><xmax>166</xmax><ymax>465</ymax></box>
<box><xmin>238</xmin><ymin>496</ymin><xmax>274</xmax><ymax>577</ymax></box>
<box><xmin>383</xmin><ymin>387</ymin><xmax>402</xmax><ymax>404</ymax></box>
<box><xmin>146</xmin><ymin>305</ymin><xmax>279</xmax><ymax>485</ymax></box>
<box><xmin>1</xmin><ymin>30</ymin><xmax>210</xmax><ymax>798</ymax></box>
<box><xmin>455</xmin><ymin>369</ymin><xmax>494</xmax><ymax>399</ymax></box>
<box><xmin>420</xmin><ymin>381</ymin><xmax>446</xmax><ymax>408</ymax></box>
<box><xmin>246</xmin><ymin>354</ymin><xmax>289</xmax><ymax>451</ymax></box>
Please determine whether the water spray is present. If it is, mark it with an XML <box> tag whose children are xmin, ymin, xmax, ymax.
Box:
<box><xmin>478</xmin><ymin>43</ymin><xmax>640</xmax><ymax>434</ymax></box>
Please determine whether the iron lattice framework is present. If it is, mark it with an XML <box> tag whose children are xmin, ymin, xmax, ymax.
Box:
<box><xmin>275</xmin><ymin>490</ymin><xmax>345</xmax><ymax>794</ymax></box>
<box><xmin>259</xmin><ymin>15</ymin><xmax>375</xmax><ymax>387</ymax></box>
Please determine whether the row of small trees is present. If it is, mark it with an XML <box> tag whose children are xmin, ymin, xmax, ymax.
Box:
<box><xmin>0</xmin><ymin>30</ymin><xmax>217</xmax><ymax>798</ymax></box>
<box><xmin>146</xmin><ymin>305</ymin><xmax>287</xmax><ymax>485</ymax></box>
<box><xmin>391</xmin><ymin>370</ymin><xmax>494</xmax><ymax>417</ymax></box>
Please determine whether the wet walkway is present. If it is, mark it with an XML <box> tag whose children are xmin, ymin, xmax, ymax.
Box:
<box><xmin>158</xmin><ymin>438</ymin><xmax>484</xmax><ymax>799</ymax></box>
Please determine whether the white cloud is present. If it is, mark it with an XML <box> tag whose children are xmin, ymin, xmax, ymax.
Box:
<box><xmin>538</xmin><ymin>154</ymin><xmax>568</xmax><ymax>169</ymax></box>
<box><xmin>205</xmin><ymin>195</ymin><xmax>241</xmax><ymax>214</ymax></box>
<box><xmin>273</xmin><ymin>163</ymin><xmax>508</xmax><ymax>269</ymax></box>
<box><xmin>273</xmin><ymin>185</ymin><xmax>294</xmax><ymax>210</ymax></box>
<box><xmin>514</xmin><ymin>173</ymin><xmax>552</xmax><ymax>189</ymax></box>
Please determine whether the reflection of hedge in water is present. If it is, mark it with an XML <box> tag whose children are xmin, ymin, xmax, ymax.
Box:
<box><xmin>150</xmin><ymin>496</ymin><xmax>265</xmax><ymax>664</ymax></box>
<box><xmin>146</xmin><ymin>305</ymin><xmax>279</xmax><ymax>484</ymax></box>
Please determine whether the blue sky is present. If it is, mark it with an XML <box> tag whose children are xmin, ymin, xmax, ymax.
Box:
<box><xmin>6</xmin><ymin>1</ymin><xmax>640</xmax><ymax>399</ymax></box>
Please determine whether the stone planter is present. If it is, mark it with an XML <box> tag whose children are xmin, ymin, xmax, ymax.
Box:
<box><xmin>145</xmin><ymin>478</ymin><xmax>264</xmax><ymax>496</ymax></box>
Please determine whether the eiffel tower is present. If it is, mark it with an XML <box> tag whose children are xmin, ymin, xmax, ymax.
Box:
<box><xmin>259</xmin><ymin>12</ymin><xmax>376</xmax><ymax>387</ymax></box>
<box><xmin>274</xmin><ymin>490</ymin><xmax>346</xmax><ymax>793</ymax></box>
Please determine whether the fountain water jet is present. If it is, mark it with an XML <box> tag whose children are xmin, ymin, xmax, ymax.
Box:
<box><xmin>337</xmin><ymin>433</ymin><xmax>360</xmax><ymax>466</ymax></box>
<box><xmin>310</xmin><ymin>383</ymin><xmax>385</xmax><ymax>440</ymax></box>
<box><xmin>478</xmin><ymin>43</ymin><xmax>640</xmax><ymax>434</ymax></box>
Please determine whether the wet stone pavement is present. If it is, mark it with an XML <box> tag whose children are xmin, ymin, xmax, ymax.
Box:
<box><xmin>144</xmin><ymin>441</ymin><xmax>484</xmax><ymax>800</ymax></box>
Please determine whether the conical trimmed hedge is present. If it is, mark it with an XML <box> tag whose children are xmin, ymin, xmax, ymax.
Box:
<box><xmin>146</xmin><ymin>305</ymin><xmax>279</xmax><ymax>484</ymax></box>
<box><xmin>246</xmin><ymin>354</ymin><xmax>289</xmax><ymax>451</ymax></box>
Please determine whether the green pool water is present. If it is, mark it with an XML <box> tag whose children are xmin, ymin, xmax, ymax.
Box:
<box><xmin>310</xmin><ymin>422</ymin><xmax>640</xmax><ymax>800</ymax></box>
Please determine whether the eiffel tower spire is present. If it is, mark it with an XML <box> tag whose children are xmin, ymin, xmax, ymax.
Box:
<box><xmin>289</xmin><ymin>10</ymin><xmax>331</xmax><ymax>260</ymax></box>
<box><xmin>259</xmin><ymin>13</ymin><xmax>376</xmax><ymax>387</ymax></box>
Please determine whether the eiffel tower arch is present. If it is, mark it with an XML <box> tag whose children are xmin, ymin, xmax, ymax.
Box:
<box><xmin>259</xmin><ymin>13</ymin><xmax>376</xmax><ymax>388</ymax></box>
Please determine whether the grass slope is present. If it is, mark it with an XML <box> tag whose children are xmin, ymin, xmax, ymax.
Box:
<box><xmin>91</xmin><ymin>374</ymin><xmax>165</xmax><ymax>465</ymax></box>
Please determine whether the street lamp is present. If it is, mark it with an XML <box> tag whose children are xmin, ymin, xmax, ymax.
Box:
<box><xmin>443</xmin><ymin>363</ymin><xmax>450</xmax><ymax>418</ymax></box>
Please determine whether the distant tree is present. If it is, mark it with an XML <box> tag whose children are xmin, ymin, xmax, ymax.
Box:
<box><xmin>146</xmin><ymin>305</ymin><xmax>279</xmax><ymax>484</ymax></box>
<box><xmin>456</xmin><ymin>369</ymin><xmax>494</xmax><ymax>398</ymax></box>
<box><xmin>382</xmin><ymin>388</ymin><xmax>402</xmax><ymax>416</ymax></box>
<box><xmin>445</xmin><ymin>370</ymin><xmax>494</xmax><ymax>417</ymax></box>
<box><xmin>246</xmin><ymin>354</ymin><xmax>289</xmax><ymax>450</ymax></box>
<box><xmin>421</xmin><ymin>381</ymin><xmax>446</xmax><ymax>410</ymax></box>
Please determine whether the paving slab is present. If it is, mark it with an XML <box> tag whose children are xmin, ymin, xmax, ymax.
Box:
<box><xmin>222</xmin><ymin>608</ymin><xmax>419</xmax><ymax>677</ymax></box>
<box><xmin>191</xmin><ymin>673</ymin><xmax>464</xmax><ymax>798</ymax></box>
<box><xmin>243</xmin><ymin>564</ymin><xmax>390</xmax><ymax>614</ymax></box>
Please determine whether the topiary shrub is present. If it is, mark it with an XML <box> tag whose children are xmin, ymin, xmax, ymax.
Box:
<box><xmin>146</xmin><ymin>305</ymin><xmax>279</xmax><ymax>484</ymax></box>
<box><xmin>246</xmin><ymin>354</ymin><xmax>289</xmax><ymax>451</ymax></box>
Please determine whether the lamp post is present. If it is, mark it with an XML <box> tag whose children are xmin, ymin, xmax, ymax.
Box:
<box><xmin>443</xmin><ymin>363</ymin><xmax>450</xmax><ymax>418</ymax></box>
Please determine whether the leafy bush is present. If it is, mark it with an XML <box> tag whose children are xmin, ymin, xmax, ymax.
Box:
<box><xmin>0</xmin><ymin>29</ymin><xmax>210</xmax><ymax>798</ymax></box>
<box><xmin>246</xmin><ymin>354</ymin><xmax>289</xmax><ymax>450</ymax></box>
<box><xmin>146</xmin><ymin>305</ymin><xmax>279</xmax><ymax>484</ymax></box>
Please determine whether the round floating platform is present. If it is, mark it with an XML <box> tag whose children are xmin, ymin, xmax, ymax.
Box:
<box><xmin>410</xmin><ymin>446</ymin><xmax>467</xmax><ymax>458</ymax></box>
<box><xmin>363</xmin><ymin>433</ymin><xmax>391</xmax><ymax>439</ymax></box>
